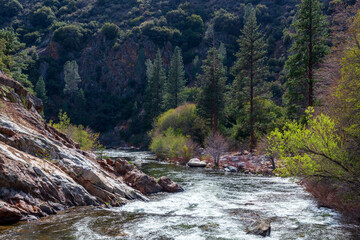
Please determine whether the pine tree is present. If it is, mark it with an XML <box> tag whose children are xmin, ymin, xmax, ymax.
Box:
<box><xmin>197</xmin><ymin>47</ymin><xmax>227</xmax><ymax>134</ymax></box>
<box><xmin>284</xmin><ymin>0</ymin><xmax>329</xmax><ymax>118</ymax></box>
<box><xmin>35</xmin><ymin>76</ymin><xmax>47</xmax><ymax>103</ymax></box>
<box><xmin>63</xmin><ymin>60</ymin><xmax>81</xmax><ymax>95</ymax></box>
<box><xmin>163</xmin><ymin>46</ymin><xmax>186</xmax><ymax>109</ymax></box>
<box><xmin>231</xmin><ymin>5</ymin><xmax>268</xmax><ymax>152</ymax></box>
<box><xmin>144</xmin><ymin>49</ymin><xmax>166</xmax><ymax>123</ymax></box>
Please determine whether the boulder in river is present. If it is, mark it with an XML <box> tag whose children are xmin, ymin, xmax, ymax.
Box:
<box><xmin>158</xmin><ymin>176</ymin><xmax>184</xmax><ymax>193</ymax></box>
<box><xmin>225</xmin><ymin>166</ymin><xmax>237</xmax><ymax>172</ymax></box>
<box><xmin>246</xmin><ymin>218</ymin><xmax>271</xmax><ymax>237</ymax></box>
<box><xmin>187</xmin><ymin>158</ymin><xmax>207</xmax><ymax>167</ymax></box>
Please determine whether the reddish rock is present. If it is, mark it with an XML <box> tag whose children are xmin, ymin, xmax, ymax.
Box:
<box><xmin>158</xmin><ymin>176</ymin><xmax>184</xmax><ymax>193</ymax></box>
<box><xmin>0</xmin><ymin>200</ymin><xmax>22</xmax><ymax>225</ymax></box>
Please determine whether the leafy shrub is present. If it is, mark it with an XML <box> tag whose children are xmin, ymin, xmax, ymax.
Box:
<box><xmin>100</xmin><ymin>23</ymin><xmax>120</xmax><ymax>40</ymax></box>
<box><xmin>150</xmin><ymin>128</ymin><xmax>198</xmax><ymax>162</ymax></box>
<box><xmin>53</xmin><ymin>24</ymin><xmax>88</xmax><ymax>51</ymax></box>
<box><xmin>0</xmin><ymin>0</ymin><xmax>22</xmax><ymax>18</ymax></box>
<box><xmin>267</xmin><ymin>107</ymin><xmax>360</xmax><ymax>192</ymax></box>
<box><xmin>23</xmin><ymin>31</ymin><xmax>41</xmax><ymax>45</ymax></box>
<box><xmin>31</xmin><ymin>6</ymin><xmax>56</xmax><ymax>28</ymax></box>
<box><xmin>152</xmin><ymin>103</ymin><xmax>208</xmax><ymax>144</ymax></box>
<box><xmin>50</xmin><ymin>110</ymin><xmax>102</xmax><ymax>151</ymax></box>
<box><xmin>231</xmin><ymin>98</ymin><xmax>286</xmax><ymax>141</ymax></box>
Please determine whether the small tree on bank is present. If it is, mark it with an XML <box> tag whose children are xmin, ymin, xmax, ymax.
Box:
<box><xmin>205</xmin><ymin>133</ymin><xmax>228</xmax><ymax>167</ymax></box>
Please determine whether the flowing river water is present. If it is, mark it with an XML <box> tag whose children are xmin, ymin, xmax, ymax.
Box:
<box><xmin>0</xmin><ymin>150</ymin><xmax>359</xmax><ymax>240</ymax></box>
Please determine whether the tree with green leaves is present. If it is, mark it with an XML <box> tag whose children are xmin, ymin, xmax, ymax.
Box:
<box><xmin>231</xmin><ymin>5</ymin><xmax>268</xmax><ymax>152</ymax></box>
<box><xmin>144</xmin><ymin>49</ymin><xmax>166</xmax><ymax>123</ymax></box>
<box><xmin>197</xmin><ymin>47</ymin><xmax>227</xmax><ymax>134</ymax></box>
<box><xmin>284</xmin><ymin>0</ymin><xmax>329</xmax><ymax>118</ymax></box>
<box><xmin>0</xmin><ymin>29</ymin><xmax>34</xmax><ymax>91</ymax></box>
<box><xmin>163</xmin><ymin>46</ymin><xmax>186</xmax><ymax>110</ymax></box>
<box><xmin>35</xmin><ymin>76</ymin><xmax>47</xmax><ymax>103</ymax></box>
<box><xmin>63</xmin><ymin>60</ymin><xmax>81</xmax><ymax>95</ymax></box>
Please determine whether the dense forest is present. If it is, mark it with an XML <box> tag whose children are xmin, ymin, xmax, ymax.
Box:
<box><xmin>1</xmin><ymin>0</ymin><xmax>360</xmax><ymax>220</ymax></box>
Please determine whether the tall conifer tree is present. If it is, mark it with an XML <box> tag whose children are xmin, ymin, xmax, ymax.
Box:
<box><xmin>35</xmin><ymin>76</ymin><xmax>47</xmax><ymax>103</ymax></box>
<box><xmin>231</xmin><ymin>5</ymin><xmax>268</xmax><ymax>152</ymax></box>
<box><xmin>163</xmin><ymin>46</ymin><xmax>186</xmax><ymax>109</ymax></box>
<box><xmin>144</xmin><ymin>49</ymin><xmax>166</xmax><ymax>123</ymax></box>
<box><xmin>284</xmin><ymin>0</ymin><xmax>329</xmax><ymax>118</ymax></box>
<box><xmin>197</xmin><ymin>48</ymin><xmax>227</xmax><ymax>134</ymax></box>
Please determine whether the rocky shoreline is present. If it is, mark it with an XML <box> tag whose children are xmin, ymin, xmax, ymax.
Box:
<box><xmin>183</xmin><ymin>152</ymin><xmax>276</xmax><ymax>176</ymax></box>
<box><xmin>0</xmin><ymin>75</ymin><xmax>182</xmax><ymax>225</ymax></box>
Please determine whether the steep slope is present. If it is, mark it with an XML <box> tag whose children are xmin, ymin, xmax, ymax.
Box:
<box><xmin>0</xmin><ymin>73</ymin><xmax>181</xmax><ymax>224</ymax></box>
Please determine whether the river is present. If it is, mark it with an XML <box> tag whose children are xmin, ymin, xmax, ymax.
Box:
<box><xmin>0</xmin><ymin>150</ymin><xmax>358</xmax><ymax>240</ymax></box>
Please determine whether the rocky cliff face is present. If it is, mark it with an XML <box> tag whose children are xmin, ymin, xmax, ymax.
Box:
<box><xmin>0</xmin><ymin>73</ymin><xmax>182</xmax><ymax>225</ymax></box>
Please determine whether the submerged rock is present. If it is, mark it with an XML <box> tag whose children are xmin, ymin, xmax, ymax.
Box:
<box><xmin>246</xmin><ymin>218</ymin><xmax>271</xmax><ymax>237</ymax></box>
<box><xmin>187</xmin><ymin>158</ymin><xmax>207</xmax><ymax>168</ymax></box>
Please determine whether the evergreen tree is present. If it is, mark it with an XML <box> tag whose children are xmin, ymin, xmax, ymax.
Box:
<box><xmin>34</xmin><ymin>76</ymin><xmax>47</xmax><ymax>103</ymax></box>
<box><xmin>231</xmin><ymin>5</ymin><xmax>268</xmax><ymax>152</ymax></box>
<box><xmin>163</xmin><ymin>46</ymin><xmax>186</xmax><ymax>109</ymax></box>
<box><xmin>63</xmin><ymin>60</ymin><xmax>81</xmax><ymax>95</ymax></box>
<box><xmin>74</xmin><ymin>88</ymin><xmax>86</xmax><ymax>123</ymax></box>
<box><xmin>197</xmin><ymin>47</ymin><xmax>227</xmax><ymax>134</ymax></box>
<box><xmin>144</xmin><ymin>49</ymin><xmax>166</xmax><ymax>123</ymax></box>
<box><xmin>284</xmin><ymin>0</ymin><xmax>329</xmax><ymax>118</ymax></box>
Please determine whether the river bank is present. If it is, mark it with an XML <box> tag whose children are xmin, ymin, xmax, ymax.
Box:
<box><xmin>1</xmin><ymin>150</ymin><xmax>358</xmax><ymax>239</ymax></box>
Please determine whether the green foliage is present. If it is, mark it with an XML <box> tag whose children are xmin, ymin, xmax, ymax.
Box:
<box><xmin>101</xmin><ymin>23</ymin><xmax>120</xmax><ymax>40</ymax></box>
<box><xmin>163</xmin><ymin>46</ymin><xmax>186</xmax><ymax>110</ymax></box>
<box><xmin>229</xmin><ymin>4</ymin><xmax>268</xmax><ymax>151</ymax></box>
<box><xmin>0</xmin><ymin>29</ymin><xmax>34</xmax><ymax>92</ymax></box>
<box><xmin>150</xmin><ymin>127</ymin><xmax>198</xmax><ymax>162</ymax></box>
<box><xmin>35</xmin><ymin>76</ymin><xmax>47</xmax><ymax>103</ymax></box>
<box><xmin>144</xmin><ymin>49</ymin><xmax>166</xmax><ymax>124</ymax></box>
<box><xmin>53</xmin><ymin>24</ymin><xmax>88</xmax><ymax>51</ymax></box>
<box><xmin>152</xmin><ymin>103</ymin><xmax>208</xmax><ymax>144</ymax></box>
<box><xmin>63</xmin><ymin>60</ymin><xmax>81</xmax><ymax>95</ymax></box>
<box><xmin>197</xmin><ymin>48</ymin><xmax>227</xmax><ymax>133</ymax></box>
<box><xmin>31</xmin><ymin>6</ymin><xmax>56</xmax><ymax>28</ymax></box>
<box><xmin>284</xmin><ymin>0</ymin><xmax>329</xmax><ymax>118</ymax></box>
<box><xmin>50</xmin><ymin>110</ymin><xmax>102</xmax><ymax>151</ymax></box>
<box><xmin>179</xmin><ymin>87</ymin><xmax>201</xmax><ymax>104</ymax></box>
<box><xmin>0</xmin><ymin>0</ymin><xmax>22</xmax><ymax>18</ymax></box>
<box><xmin>213</xmin><ymin>9</ymin><xmax>241</xmax><ymax>36</ymax></box>
<box><xmin>231</xmin><ymin>98</ymin><xmax>286</xmax><ymax>141</ymax></box>
<box><xmin>267</xmin><ymin>108</ymin><xmax>360</xmax><ymax>192</ymax></box>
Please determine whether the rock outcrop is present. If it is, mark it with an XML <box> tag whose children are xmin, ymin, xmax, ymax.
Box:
<box><xmin>0</xmin><ymin>74</ymin><xmax>182</xmax><ymax>225</ymax></box>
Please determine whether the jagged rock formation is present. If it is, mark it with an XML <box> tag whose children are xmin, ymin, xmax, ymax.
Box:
<box><xmin>0</xmin><ymin>74</ymin><xmax>181</xmax><ymax>225</ymax></box>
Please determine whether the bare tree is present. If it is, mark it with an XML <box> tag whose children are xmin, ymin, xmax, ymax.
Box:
<box><xmin>205</xmin><ymin>133</ymin><xmax>228</xmax><ymax>167</ymax></box>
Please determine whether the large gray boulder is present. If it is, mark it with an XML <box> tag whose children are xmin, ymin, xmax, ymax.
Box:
<box><xmin>187</xmin><ymin>158</ymin><xmax>207</xmax><ymax>168</ymax></box>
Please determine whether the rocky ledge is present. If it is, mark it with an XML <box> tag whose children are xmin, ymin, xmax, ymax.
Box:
<box><xmin>0</xmin><ymin>74</ymin><xmax>182</xmax><ymax>225</ymax></box>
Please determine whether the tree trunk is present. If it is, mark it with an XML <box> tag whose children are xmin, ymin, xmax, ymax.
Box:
<box><xmin>250</xmin><ymin>45</ymin><xmax>255</xmax><ymax>153</ymax></box>
<box><xmin>308</xmin><ymin>0</ymin><xmax>314</xmax><ymax>107</ymax></box>
<box><xmin>212</xmin><ymin>38</ymin><xmax>218</xmax><ymax>134</ymax></box>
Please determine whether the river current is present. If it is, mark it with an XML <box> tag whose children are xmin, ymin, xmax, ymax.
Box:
<box><xmin>0</xmin><ymin>150</ymin><xmax>358</xmax><ymax>240</ymax></box>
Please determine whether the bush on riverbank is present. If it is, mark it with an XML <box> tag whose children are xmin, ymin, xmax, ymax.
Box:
<box><xmin>50</xmin><ymin>110</ymin><xmax>102</xmax><ymax>151</ymax></box>
<box><xmin>151</xmin><ymin>103</ymin><xmax>208</xmax><ymax>144</ymax></box>
<box><xmin>150</xmin><ymin>128</ymin><xmax>200</xmax><ymax>163</ymax></box>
